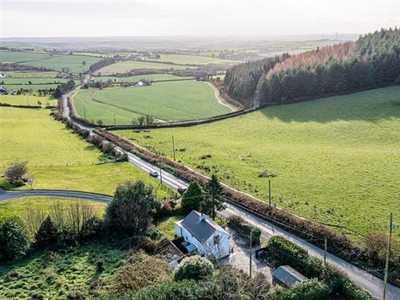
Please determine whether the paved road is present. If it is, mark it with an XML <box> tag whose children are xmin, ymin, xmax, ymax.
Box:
<box><xmin>57</xmin><ymin>92</ymin><xmax>400</xmax><ymax>299</ymax></box>
<box><xmin>0</xmin><ymin>188</ymin><xmax>112</xmax><ymax>203</ymax></box>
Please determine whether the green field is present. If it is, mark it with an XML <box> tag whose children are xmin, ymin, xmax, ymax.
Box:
<box><xmin>148</xmin><ymin>54</ymin><xmax>236</xmax><ymax>65</ymax></box>
<box><xmin>0</xmin><ymin>197</ymin><xmax>106</xmax><ymax>220</ymax></box>
<box><xmin>1</xmin><ymin>71</ymin><xmax>60</xmax><ymax>78</ymax></box>
<box><xmin>1</xmin><ymin>77</ymin><xmax>69</xmax><ymax>93</ymax></box>
<box><xmin>96</xmin><ymin>61</ymin><xmax>191</xmax><ymax>75</ymax></box>
<box><xmin>0</xmin><ymin>107</ymin><xmax>172</xmax><ymax>197</ymax></box>
<box><xmin>0</xmin><ymin>95</ymin><xmax>56</xmax><ymax>106</ymax></box>
<box><xmin>93</xmin><ymin>74</ymin><xmax>193</xmax><ymax>83</ymax></box>
<box><xmin>73</xmin><ymin>80</ymin><xmax>231</xmax><ymax>123</ymax></box>
<box><xmin>0</xmin><ymin>50</ymin><xmax>102</xmax><ymax>73</ymax></box>
<box><xmin>114</xmin><ymin>86</ymin><xmax>400</xmax><ymax>237</ymax></box>
<box><xmin>71</xmin><ymin>89</ymin><xmax>142</xmax><ymax>125</ymax></box>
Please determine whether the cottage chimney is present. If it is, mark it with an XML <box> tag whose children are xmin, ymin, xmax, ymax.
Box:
<box><xmin>200</xmin><ymin>213</ymin><xmax>206</xmax><ymax>222</ymax></box>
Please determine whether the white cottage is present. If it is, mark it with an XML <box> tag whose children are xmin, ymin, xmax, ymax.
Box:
<box><xmin>175</xmin><ymin>210</ymin><xmax>230</xmax><ymax>259</ymax></box>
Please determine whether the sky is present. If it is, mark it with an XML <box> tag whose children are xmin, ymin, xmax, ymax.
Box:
<box><xmin>1</xmin><ymin>0</ymin><xmax>399</xmax><ymax>38</ymax></box>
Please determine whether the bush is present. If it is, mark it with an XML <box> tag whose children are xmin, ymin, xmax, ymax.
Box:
<box><xmin>0</xmin><ymin>216</ymin><xmax>31</xmax><ymax>262</ymax></box>
<box><xmin>267</xmin><ymin>235</ymin><xmax>308</xmax><ymax>271</ymax></box>
<box><xmin>4</xmin><ymin>161</ymin><xmax>28</xmax><ymax>186</ymax></box>
<box><xmin>34</xmin><ymin>216</ymin><xmax>59</xmax><ymax>249</ymax></box>
<box><xmin>80</xmin><ymin>216</ymin><xmax>103</xmax><ymax>240</ymax></box>
<box><xmin>174</xmin><ymin>255</ymin><xmax>214</xmax><ymax>282</ymax></box>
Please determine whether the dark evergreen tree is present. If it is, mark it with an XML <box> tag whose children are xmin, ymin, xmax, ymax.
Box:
<box><xmin>34</xmin><ymin>215</ymin><xmax>58</xmax><ymax>249</ymax></box>
<box><xmin>202</xmin><ymin>174</ymin><xmax>225</xmax><ymax>220</ymax></box>
<box><xmin>181</xmin><ymin>181</ymin><xmax>204</xmax><ymax>213</ymax></box>
<box><xmin>0</xmin><ymin>216</ymin><xmax>30</xmax><ymax>262</ymax></box>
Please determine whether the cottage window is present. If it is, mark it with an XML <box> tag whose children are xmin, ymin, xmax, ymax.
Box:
<box><xmin>213</xmin><ymin>235</ymin><xmax>220</xmax><ymax>245</ymax></box>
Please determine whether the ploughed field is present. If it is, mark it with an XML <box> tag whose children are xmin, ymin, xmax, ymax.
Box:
<box><xmin>114</xmin><ymin>86</ymin><xmax>400</xmax><ymax>238</ymax></box>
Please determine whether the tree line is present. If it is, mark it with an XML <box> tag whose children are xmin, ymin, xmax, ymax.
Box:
<box><xmin>224</xmin><ymin>27</ymin><xmax>400</xmax><ymax>106</ymax></box>
<box><xmin>89</xmin><ymin>57</ymin><xmax>116</xmax><ymax>73</ymax></box>
<box><xmin>52</xmin><ymin>80</ymin><xmax>75</xmax><ymax>98</ymax></box>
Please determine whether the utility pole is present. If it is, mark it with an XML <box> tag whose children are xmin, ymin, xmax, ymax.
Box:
<box><xmin>172</xmin><ymin>135</ymin><xmax>176</xmax><ymax>161</ymax></box>
<box><xmin>324</xmin><ymin>238</ymin><xmax>327</xmax><ymax>264</ymax></box>
<box><xmin>84</xmin><ymin>107</ymin><xmax>86</xmax><ymax>119</ymax></box>
<box><xmin>159</xmin><ymin>167</ymin><xmax>163</xmax><ymax>184</ymax></box>
<box><xmin>383</xmin><ymin>212</ymin><xmax>394</xmax><ymax>300</ymax></box>
<box><xmin>249</xmin><ymin>230</ymin><xmax>253</xmax><ymax>278</ymax></box>
<box><xmin>114</xmin><ymin>113</ymin><xmax>116</xmax><ymax>126</ymax></box>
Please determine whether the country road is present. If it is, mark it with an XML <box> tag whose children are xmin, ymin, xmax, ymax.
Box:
<box><xmin>3</xmin><ymin>91</ymin><xmax>393</xmax><ymax>299</ymax></box>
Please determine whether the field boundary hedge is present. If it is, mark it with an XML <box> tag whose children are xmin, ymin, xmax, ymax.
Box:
<box><xmin>94</xmin><ymin>128</ymin><xmax>399</xmax><ymax>286</ymax></box>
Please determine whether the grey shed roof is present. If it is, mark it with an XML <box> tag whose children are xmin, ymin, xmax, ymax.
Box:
<box><xmin>273</xmin><ymin>265</ymin><xmax>308</xmax><ymax>288</ymax></box>
<box><xmin>180</xmin><ymin>210</ymin><xmax>228</xmax><ymax>244</ymax></box>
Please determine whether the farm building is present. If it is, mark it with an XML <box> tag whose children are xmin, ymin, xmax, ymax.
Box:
<box><xmin>0</xmin><ymin>73</ymin><xmax>5</xmax><ymax>78</ymax></box>
<box><xmin>272</xmin><ymin>265</ymin><xmax>308</xmax><ymax>288</ymax></box>
<box><xmin>175</xmin><ymin>210</ymin><xmax>230</xmax><ymax>259</ymax></box>
<box><xmin>0</xmin><ymin>87</ymin><xmax>9</xmax><ymax>95</ymax></box>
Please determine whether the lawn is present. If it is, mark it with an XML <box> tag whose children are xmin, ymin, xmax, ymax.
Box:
<box><xmin>0</xmin><ymin>50</ymin><xmax>102</xmax><ymax>73</ymax></box>
<box><xmin>156</xmin><ymin>215</ymin><xmax>185</xmax><ymax>240</ymax></box>
<box><xmin>91</xmin><ymin>81</ymin><xmax>231</xmax><ymax>122</ymax></box>
<box><xmin>96</xmin><ymin>61</ymin><xmax>191</xmax><ymax>75</ymax></box>
<box><xmin>0</xmin><ymin>242</ymin><xmax>127</xmax><ymax>299</ymax></box>
<box><xmin>0</xmin><ymin>107</ymin><xmax>173</xmax><ymax>198</ymax></box>
<box><xmin>114</xmin><ymin>86</ymin><xmax>400</xmax><ymax>238</ymax></box>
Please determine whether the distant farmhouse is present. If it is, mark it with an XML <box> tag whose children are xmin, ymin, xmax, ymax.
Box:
<box><xmin>175</xmin><ymin>210</ymin><xmax>230</xmax><ymax>259</ymax></box>
<box><xmin>0</xmin><ymin>87</ymin><xmax>9</xmax><ymax>95</ymax></box>
<box><xmin>0</xmin><ymin>73</ymin><xmax>5</xmax><ymax>78</ymax></box>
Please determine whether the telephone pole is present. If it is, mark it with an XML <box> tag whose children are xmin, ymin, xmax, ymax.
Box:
<box><xmin>383</xmin><ymin>212</ymin><xmax>394</xmax><ymax>300</ymax></box>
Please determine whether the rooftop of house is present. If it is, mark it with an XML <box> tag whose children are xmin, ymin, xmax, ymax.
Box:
<box><xmin>178</xmin><ymin>210</ymin><xmax>229</xmax><ymax>244</ymax></box>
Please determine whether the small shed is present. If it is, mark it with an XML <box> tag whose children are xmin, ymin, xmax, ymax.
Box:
<box><xmin>272</xmin><ymin>265</ymin><xmax>308</xmax><ymax>288</ymax></box>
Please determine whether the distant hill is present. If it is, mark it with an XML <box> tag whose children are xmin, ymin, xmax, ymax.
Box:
<box><xmin>224</xmin><ymin>28</ymin><xmax>400</xmax><ymax>108</ymax></box>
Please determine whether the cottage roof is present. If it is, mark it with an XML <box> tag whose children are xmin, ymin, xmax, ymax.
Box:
<box><xmin>179</xmin><ymin>210</ymin><xmax>228</xmax><ymax>244</ymax></box>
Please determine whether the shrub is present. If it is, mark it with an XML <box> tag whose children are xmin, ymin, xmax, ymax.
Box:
<box><xmin>80</xmin><ymin>216</ymin><xmax>103</xmax><ymax>240</ymax></box>
<box><xmin>0</xmin><ymin>216</ymin><xmax>31</xmax><ymax>262</ymax></box>
<box><xmin>34</xmin><ymin>216</ymin><xmax>59</xmax><ymax>249</ymax></box>
<box><xmin>174</xmin><ymin>255</ymin><xmax>214</xmax><ymax>282</ymax></box>
<box><xmin>103</xmin><ymin>180</ymin><xmax>158</xmax><ymax>237</ymax></box>
<box><xmin>4</xmin><ymin>161</ymin><xmax>28</xmax><ymax>186</ymax></box>
<box><xmin>267</xmin><ymin>235</ymin><xmax>308</xmax><ymax>271</ymax></box>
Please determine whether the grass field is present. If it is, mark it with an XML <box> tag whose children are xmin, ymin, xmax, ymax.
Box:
<box><xmin>147</xmin><ymin>54</ymin><xmax>236</xmax><ymax>65</ymax></box>
<box><xmin>1</xmin><ymin>77</ymin><xmax>69</xmax><ymax>93</ymax></box>
<box><xmin>71</xmin><ymin>89</ymin><xmax>142</xmax><ymax>125</ymax></box>
<box><xmin>93</xmin><ymin>81</ymin><xmax>231</xmax><ymax>121</ymax></box>
<box><xmin>114</xmin><ymin>86</ymin><xmax>400</xmax><ymax>238</ymax></box>
<box><xmin>1</xmin><ymin>71</ymin><xmax>60</xmax><ymax>78</ymax></box>
<box><xmin>0</xmin><ymin>197</ymin><xmax>106</xmax><ymax>220</ymax></box>
<box><xmin>96</xmin><ymin>61</ymin><xmax>191</xmax><ymax>75</ymax></box>
<box><xmin>0</xmin><ymin>107</ymin><xmax>173</xmax><ymax>197</ymax></box>
<box><xmin>93</xmin><ymin>74</ymin><xmax>193</xmax><ymax>83</ymax></box>
<box><xmin>0</xmin><ymin>95</ymin><xmax>57</xmax><ymax>106</ymax></box>
<box><xmin>0</xmin><ymin>242</ymin><xmax>127</xmax><ymax>299</ymax></box>
<box><xmin>0</xmin><ymin>51</ymin><xmax>102</xmax><ymax>73</ymax></box>
<box><xmin>72</xmin><ymin>80</ymin><xmax>230</xmax><ymax>124</ymax></box>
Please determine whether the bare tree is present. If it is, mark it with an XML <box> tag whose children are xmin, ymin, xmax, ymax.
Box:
<box><xmin>23</xmin><ymin>207</ymin><xmax>46</xmax><ymax>237</ymax></box>
<box><xmin>49</xmin><ymin>202</ymin><xmax>65</xmax><ymax>230</ymax></box>
<box><xmin>5</xmin><ymin>161</ymin><xmax>28</xmax><ymax>186</ymax></box>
